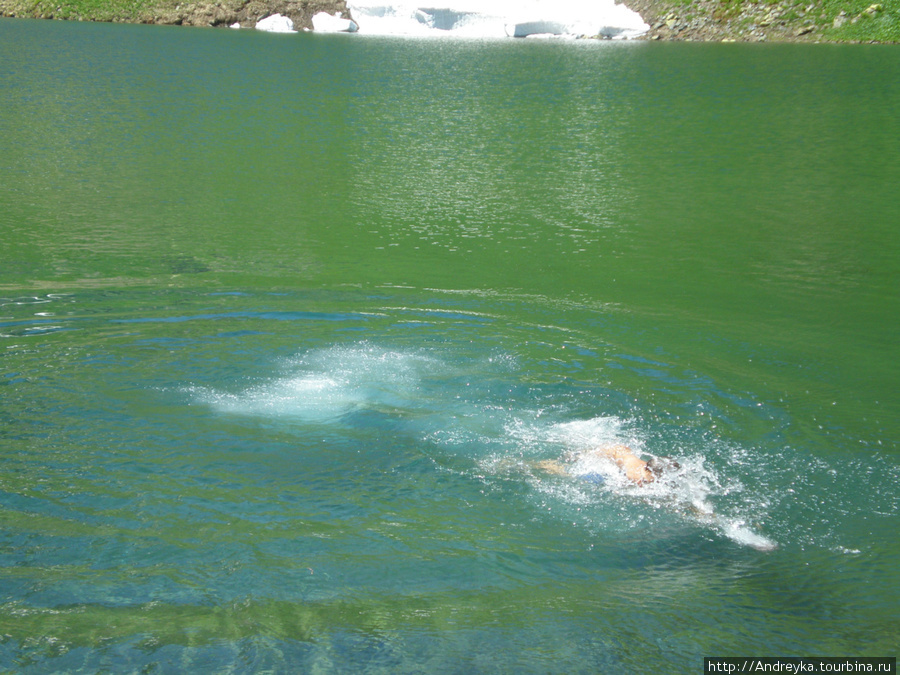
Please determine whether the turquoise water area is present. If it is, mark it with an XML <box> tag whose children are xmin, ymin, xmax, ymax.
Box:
<box><xmin>1</xmin><ymin>17</ymin><xmax>898</xmax><ymax>672</ymax></box>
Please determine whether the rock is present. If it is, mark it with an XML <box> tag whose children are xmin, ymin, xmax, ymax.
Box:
<box><xmin>794</xmin><ymin>24</ymin><xmax>814</xmax><ymax>35</ymax></box>
<box><xmin>833</xmin><ymin>12</ymin><xmax>846</xmax><ymax>28</ymax></box>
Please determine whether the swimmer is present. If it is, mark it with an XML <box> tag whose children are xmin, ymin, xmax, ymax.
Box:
<box><xmin>533</xmin><ymin>444</ymin><xmax>670</xmax><ymax>486</ymax></box>
<box><xmin>532</xmin><ymin>445</ymin><xmax>775</xmax><ymax>550</ymax></box>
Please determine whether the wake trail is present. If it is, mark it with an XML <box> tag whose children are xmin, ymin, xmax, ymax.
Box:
<box><xmin>193</xmin><ymin>343</ymin><xmax>778</xmax><ymax>551</ymax></box>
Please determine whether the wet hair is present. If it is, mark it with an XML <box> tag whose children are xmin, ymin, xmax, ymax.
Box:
<box><xmin>647</xmin><ymin>456</ymin><xmax>680</xmax><ymax>478</ymax></box>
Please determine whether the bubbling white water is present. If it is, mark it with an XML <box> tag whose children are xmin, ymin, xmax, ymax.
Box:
<box><xmin>197</xmin><ymin>343</ymin><xmax>443</xmax><ymax>421</ymax></box>
<box><xmin>480</xmin><ymin>415</ymin><xmax>778</xmax><ymax>551</ymax></box>
<box><xmin>195</xmin><ymin>342</ymin><xmax>776</xmax><ymax>550</ymax></box>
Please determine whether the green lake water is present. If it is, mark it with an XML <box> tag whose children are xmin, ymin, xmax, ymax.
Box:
<box><xmin>1</xmin><ymin>17</ymin><xmax>898</xmax><ymax>672</ymax></box>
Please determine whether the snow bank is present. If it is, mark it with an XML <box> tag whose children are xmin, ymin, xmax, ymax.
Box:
<box><xmin>312</xmin><ymin>11</ymin><xmax>360</xmax><ymax>32</ymax></box>
<box><xmin>346</xmin><ymin>0</ymin><xmax>648</xmax><ymax>38</ymax></box>
<box><xmin>255</xmin><ymin>13</ymin><xmax>295</xmax><ymax>33</ymax></box>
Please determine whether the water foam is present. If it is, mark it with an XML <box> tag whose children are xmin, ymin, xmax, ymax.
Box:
<box><xmin>195</xmin><ymin>342</ymin><xmax>777</xmax><ymax>550</ymax></box>
<box><xmin>198</xmin><ymin>343</ymin><xmax>441</xmax><ymax>422</ymax></box>
<box><xmin>479</xmin><ymin>415</ymin><xmax>778</xmax><ymax>551</ymax></box>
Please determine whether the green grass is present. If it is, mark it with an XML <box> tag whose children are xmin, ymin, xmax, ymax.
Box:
<box><xmin>818</xmin><ymin>0</ymin><xmax>900</xmax><ymax>41</ymax></box>
<box><xmin>6</xmin><ymin>0</ymin><xmax>152</xmax><ymax>21</ymax></box>
<box><xmin>708</xmin><ymin>0</ymin><xmax>900</xmax><ymax>40</ymax></box>
<box><xmin>2</xmin><ymin>0</ymin><xmax>185</xmax><ymax>22</ymax></box>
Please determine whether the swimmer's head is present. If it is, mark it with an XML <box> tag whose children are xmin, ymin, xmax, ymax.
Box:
<box><xmin>647</xmin><ymin>456</ymin><xmax>680</xmax><ymax>478</ymax></box>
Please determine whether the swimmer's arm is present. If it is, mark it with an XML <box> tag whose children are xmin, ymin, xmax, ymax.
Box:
<box><xmin>591</xmin><ymin>445</ymin><xmax>654</xmax><ymax>485</ymax></box>
<box><xmin>620</xmin><ymin>455</ymin><xmax>654</xmax><ymax>484</ymax></box>
<box><xmin>594</xmin><ymin>444</ymin><xmax>634</xmax><ymax>462</ymax></box>
<box><xmin>531</xmin><ymin>460</ymin><xmax>569</xmax><ymax>477</ymax></box>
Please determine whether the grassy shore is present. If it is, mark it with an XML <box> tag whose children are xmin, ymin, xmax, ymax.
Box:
<box><xmin>630</xmin><ymin>0</ymin><xmax>900</xmax><ymax>42</ymax></box>
<box><xmin>0</xmin><ymin>0</ymin><xmax>898</xmax><ymax>41</ymax></box>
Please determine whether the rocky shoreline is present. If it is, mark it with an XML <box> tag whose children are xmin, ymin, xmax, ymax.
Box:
<box><xmin>0</xmin><ymin>0</ymin><xmax>895</xmax><ymax>42</ymax></box>
<box><xmin>0</xmin><ymin>0</ymin><xmax>349</xmax><ymax>29</ymax></box>
<box><xmin>147</xmin><ymin>0</ymin><xmax>349</xmax><ymax>30</ymax></box>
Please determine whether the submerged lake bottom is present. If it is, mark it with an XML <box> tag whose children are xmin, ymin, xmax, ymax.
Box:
<box><xmin>1</xmin><ymin>17</ymin><xmax>898</xmax><ymax>673</ymax></box>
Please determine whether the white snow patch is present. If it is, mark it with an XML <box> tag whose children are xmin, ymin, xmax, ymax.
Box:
<box><xmin>312</xmin><ymin>11</ymin><xmax>360</xmax><ymax>32</ymax></box>
<box><xmin>347</xmin><ymin>0</ymin><xmax>648</xmax><ymax>39</ymax></box>
<box><xmin>255</xmin><ymin>13</ymin><xmax>295</xmax><ymax>33</ymax></box>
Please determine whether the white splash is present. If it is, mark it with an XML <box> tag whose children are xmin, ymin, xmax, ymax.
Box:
<box><xmin>197</xmin><ymin>343</ymin><xmax>441</xmax><ymax>422</ymax></box>
<box><xmin>194</xmin><ymin>344</ymin><xmax>777</xmax><ymax>552</ymax></box>
<box><xmin>545</xmin><ymin>416</ymin><xmax>630</xmax><ymax>448</ymax></box>
<box><xmin>345</xmin><ymin>0</ymin><xmax>649</xmax><ymax>39</ymax></box>
<box><xmin>719</xmin><ymin>520</ymin><xmax>778</xmax><ymax>552</ymax></box>
<box><xmin>505</xmin><ymin>416</ymin><xmax>779</xmax><ymax>551</ymax></box>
